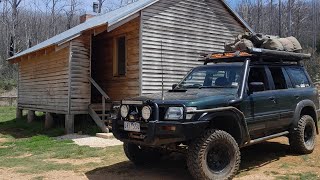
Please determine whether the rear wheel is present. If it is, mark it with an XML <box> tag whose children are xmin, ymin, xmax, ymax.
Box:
<box><xmin>289</xmin><ymin>115</ymin><xmax>317</xmax><ymax>154</ymax></box>
<box><xmin>187</xmin><ymin>129</ymin><xmax>240</xmax><ymax>180</ymax></box>
<box><xmin>123</xmin><ymin>142</ymin><xmax>162</xmax><ymax>165</ymax></box>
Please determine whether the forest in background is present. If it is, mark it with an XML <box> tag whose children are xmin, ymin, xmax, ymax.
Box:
<box><xmin>0</xmin><ymin>0</ymin><xmax>319</xmax><ymax>92</ymax></box>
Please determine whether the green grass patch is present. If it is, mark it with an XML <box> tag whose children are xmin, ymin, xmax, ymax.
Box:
<box><xmin>0</xmin><ymin>107</ymin><xmax>126</xmax><ymax>174</ymax></box>
<box><xmin>276</xmin><ymin>172</ymin><xmax>318</xmax><ymax>180</ymax></box>
<box><xmin>301</xmin><ymin>155</ymin><xmax>310</xmax><ymax>162</ymax></box>
<box><xmin>279</xmin><ymin>163</ymin><xmax>292</xmax><ymax>169</ymax></box>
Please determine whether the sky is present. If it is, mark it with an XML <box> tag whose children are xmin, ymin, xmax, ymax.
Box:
<box><xmin>18</xmin><ymin>0</ymin><xmax>238</xmax><ymax>14</ymax></box>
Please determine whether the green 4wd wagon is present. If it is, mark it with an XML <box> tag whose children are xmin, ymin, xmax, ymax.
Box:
<box><xmin>112</xmin><ymin>48</ymin><xmax>320</xmax><ymax>180</ymax></box>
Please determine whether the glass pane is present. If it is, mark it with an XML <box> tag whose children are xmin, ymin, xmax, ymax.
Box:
<box><xmin>179</xmin><ymin>64</ymin><xmax>243</xmax><ymax>89</ymax></box>
<box><xmin>286</xmin><ymin>67</ymin><xmax>310</xmax><ymax>88</ymax></box>
<box><xmin>117</xmin><ymin>36</ymin><xmax>126</xmax><ymax>76</ymax></box>
<box><xmin>269</xmin><ymin>67</ymin><xmax>287</xmax><ymax>90</ymax></box>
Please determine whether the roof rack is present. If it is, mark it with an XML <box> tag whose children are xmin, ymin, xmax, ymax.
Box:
<box><xmin>200</xmin><ymin>48</ymin><xmax>311</xmax><ymax>65</ymax></box>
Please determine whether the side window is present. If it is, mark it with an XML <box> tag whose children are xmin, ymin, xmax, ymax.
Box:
<box><xmin>269</xmin><ymin>67</ymin><xmax>287</xmax><ymax>90</ymax></box>
<box><xmin>113</xmin><ymin>36</ymin><xmax>126</xmax><ymax>76</ymax></box>
<box><xmin>285</xmin><ymin>67</ymin><xmax>310</xmax><ymax>88</ymax></box>
<box><xmin>248</xmin><ymin>67</ymin><xmax>269</xmax><ymax>92</ymax></box>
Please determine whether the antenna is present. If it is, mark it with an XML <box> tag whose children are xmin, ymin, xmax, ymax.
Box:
<box><xmin>161</xmin><ymin>41</ymin><xmax>164</xmax><ymax>101</ymax></box>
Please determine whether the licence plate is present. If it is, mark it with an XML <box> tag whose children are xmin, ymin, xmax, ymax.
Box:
<box><xmin>124</xmin><ymin>121</ymin><xmax>141</xmax><ymax>132</ymax></box>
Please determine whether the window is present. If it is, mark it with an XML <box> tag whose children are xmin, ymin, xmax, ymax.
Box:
<box><xmin>269</xmin><ymin>67</ymin><xmax>287</xmax><ymax>90</ymax></box>
<box><xmin>178</xmin><ymin>64</ymin><xmax>243</xmax><ymax>90</ymax></box>
<box><xmin>248</xmin><ymin>67</ymin><xmax>269</xmax><ymax>91</ymax></box>
<box><xmin>285</xmin><ymin>67</ymin><xmax>310</xmax><ymax>88</ymax></box>
<box><xmin>113</xmin><ymin>36</ymin><xmax>126</xmax><ymax>76</ymax></box>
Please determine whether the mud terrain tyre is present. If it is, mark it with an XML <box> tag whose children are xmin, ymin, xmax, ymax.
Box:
<box><xmin>123</xmin><ymin>142</ymin><xmax>162</xmax><ymax>165</ymax></box>
<box><xmin>289</xmin><ymin>115</ymin><xmax>316</xmax><ymax>154</ymax></box>
<box><xmin>187</xmin><ymin>129</ymin><xmax>240</xmax><ymax>180</ymax></box>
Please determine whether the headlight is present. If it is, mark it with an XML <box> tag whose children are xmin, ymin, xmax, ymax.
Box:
<box><xmin>164</xmin><ymin>107</ymin><xmax>197</xmax><ymax>120</ymax></box>
<box><xmin>165</xmin><ymin>107</ymin><xmax>184</xmax><ymax>120</ymax></box>
<box><xmin>142</xmin><ymin>106</ymin><xmax>152</xmax><ymax>120</ymax></box>
<box><xmin>120</xmin><ymin>105</ymin><xmax>129</xmax><ymax>118</ymax></box>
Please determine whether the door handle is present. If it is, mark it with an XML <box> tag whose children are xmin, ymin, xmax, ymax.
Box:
<box><xmin>269</xmin><ymin>96</ymin><xmax>276</xmax><ymax>103</ymax></box>
<box><xmin>294</xmin><ymin>95</ymin><xmax>300</xmax><ymax>99</ymax></box>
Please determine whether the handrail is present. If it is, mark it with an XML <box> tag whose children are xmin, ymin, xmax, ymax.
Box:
<box><xmin>89</xmin><ymin>77</ymin><xmax>111</xmax><ymax>122</ymax></box>
<box><xmin>89</xmin><ymin>77</ymin><xmax>110</xmax><ymax>100</ymax></box>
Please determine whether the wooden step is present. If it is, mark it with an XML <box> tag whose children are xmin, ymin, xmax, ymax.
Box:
<box><xmin>96</xmin><ymin>133</ymin><xmax>114</xmax><ymax>139</ymax></box>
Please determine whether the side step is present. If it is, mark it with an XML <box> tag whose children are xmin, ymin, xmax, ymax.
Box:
<box><xmin>245</xmin><ymin>131</ymin><xmax>289</xmax><ymax>146</ymax></box>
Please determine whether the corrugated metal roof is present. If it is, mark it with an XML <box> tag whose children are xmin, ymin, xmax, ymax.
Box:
<box><xmin>8</xmin><ymin>0</ymin><xmax>252</xmax><ymax>61</ymax></box>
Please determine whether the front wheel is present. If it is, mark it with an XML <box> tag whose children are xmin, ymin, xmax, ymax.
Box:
<box><xmin>289</xmin><ymin>115</ymin><xmax>317</xmax><ymax>154</ymax></box>
<box><xmin>187</xmin><ymin>129</ymin><xmax>240</xmax><ymax>180</ymax></box>
<box><xmin>123</xmin><ymin>142</ymin><xmax>162</xmax><ymax>165</ymax></box>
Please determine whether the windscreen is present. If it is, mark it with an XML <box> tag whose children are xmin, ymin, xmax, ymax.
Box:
<box><xmin>178</xmin><ymin>63</ymin><xmax>244</xmax><ymax>90</ymax></box>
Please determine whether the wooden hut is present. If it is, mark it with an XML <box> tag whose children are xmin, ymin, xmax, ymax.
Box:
<box><xmin>8</xmin><ymin>0</ymin><xmax>253</xmax><ymax>133</ymax></box>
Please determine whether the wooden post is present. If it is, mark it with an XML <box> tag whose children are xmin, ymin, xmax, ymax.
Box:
<box><xmin>45</xmin><ymin>112</ymin><xmax>54</xmax><ymax>129</ymax></box>
<box><xmin>16</xmin><ymin>108</ymin><xmax>22</xmax><ymax>119</ymax></box>
<box><xmin>27</xmin><ymin>110</ymin><xmax>35</xmax><ymax>123</ymax></box>
<box><xmin>65</xmin><ymin>114</ymin><xmax>74</xmax><ymax>134</ymax></box>
<box><xmin>9</xmin><ymin>98</ymin><xmax>13</xmax><ymax>106</ymax></box>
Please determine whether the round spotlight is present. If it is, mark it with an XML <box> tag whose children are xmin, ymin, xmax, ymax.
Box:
<box><xmin>120</xmin><ymin>105</ymin><xmax>129</xmax><ymax>118</ymax></box>
<box><xmin>142</xmin><ymin>106</ymin><xmax>152</xmax><ymax>120</ymax></box>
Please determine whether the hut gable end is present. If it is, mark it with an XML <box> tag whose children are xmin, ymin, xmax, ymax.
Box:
<box><xmin>140</xmin><ymin>0</ymin><xmax>247</xmax><ymax>94</ymax></box>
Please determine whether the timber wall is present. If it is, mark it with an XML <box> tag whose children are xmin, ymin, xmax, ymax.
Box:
<box><xmin>141</xmin><ymin>0</ymin><xmax>246</xmax><ymax>94</ymax></box>
<box><xmin>18</xmin><ymin>47</ymin><xmax>70</xmax><ymax>114</ymax></box>
<box><xmin>91</xmin><ymin>17</ymin><xmax>140</xmax><ymax>101</ymax></box>
<box><xmin>69</xmin><ymin>35</ymin><xmax>91</xmax><ymax>114</ymax></box>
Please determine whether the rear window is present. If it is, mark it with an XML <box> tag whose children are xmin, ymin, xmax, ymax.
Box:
<box><xmin>285</xmin><ymin>67</ymin><xmax>310</xmax><ymax>88</ymax></box>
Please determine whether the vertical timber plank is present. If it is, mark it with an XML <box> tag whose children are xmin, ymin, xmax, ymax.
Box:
<box><xmin>67</xmin><ymin>42</ymin><xmax>72</xmax><ymax>115</ymax></box>
<box><xmin>27</xmin><ymin>110</ymin><xmax>35</xmax><ymax>123</ymax></box>
<box><xmin>16</xmin><ymin>108</ymin><xmax>23</xmax><ymax>119</ymax></box>
<box><xmin>45</xmin><ymin>112</ymin><xmax>54</xmax><ymax>129</ymax></box>
<box><xmin>65</xmin><ymin>114</ymin><xmax>74</xmax><ymax>134</ymax></box>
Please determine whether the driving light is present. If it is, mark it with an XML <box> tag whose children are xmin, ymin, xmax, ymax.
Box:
<box><xmin>120</xmin><ymin>105</ymin><xmax>129</xmax><ymax>118</ymax></box>
<box><xmin>142</xmin><ymin>106</ymin><xmax>152</xmax><ymax>120</ymax></box>
<box><xmin>165</xmin><ymin>107</ymin><xmax>184</xmax><ymax>120</ymax></box>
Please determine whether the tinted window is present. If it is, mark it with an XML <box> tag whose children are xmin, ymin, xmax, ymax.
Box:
<box><xmin>248</xmin><ymin>67</ymin><xmax>269</xmax><ymax>91</ymax></box>
<box><xmin>269</xmin><ymin>67</ymin><xmax>287</xmax><ymax>90</ymax></box>
<box><xmin>286</xmin><ymin>67</ymin><xmax>310</xmax><ymax>88</ymax></box>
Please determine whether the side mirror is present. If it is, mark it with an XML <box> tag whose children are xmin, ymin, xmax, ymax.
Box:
<box><xmin>249</xmin><ymin>82</ymin><xmax>265</xmax><ymax>93</ymax></box>
<box><xmin>172</xmin><ymin>84</ymin><xmax>178</xmax><ymax>90</ymax></box>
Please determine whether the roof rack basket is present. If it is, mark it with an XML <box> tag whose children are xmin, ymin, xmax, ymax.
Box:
<box><xmin>200</xmin><ymin>48</ymin><xmax>311</xmax><ymax>65</ymax></box>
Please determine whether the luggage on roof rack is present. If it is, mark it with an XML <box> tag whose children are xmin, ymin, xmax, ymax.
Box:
<box><xmin>200</xmin><ymin>48</ymin><xmax>311</xmax><ymax>65</ymax></box>
<box><xmin>225</xmin><ymin>32</ymin><xmax>303</xmax><ymax>53</ymax></box>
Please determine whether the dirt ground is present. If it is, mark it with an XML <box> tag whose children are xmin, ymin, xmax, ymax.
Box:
<box><xmin>1</xmin><ymin>136</ymin><xmax>320</xmax><ymax>180</ymax></box>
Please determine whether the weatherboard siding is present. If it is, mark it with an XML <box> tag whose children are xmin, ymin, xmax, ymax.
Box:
<box><xmin>69</xmin><ymin>35</ymin><xmax>91</xmax><ymax>114</ymax></box>
<box><xmin>141</xmin><ymin>0</ymin><xmax>246</xmax><ymax>94</ymax></box>
<box><xmin>18</xmin><ymin>47</ymin><xmax>70</xmax><ymax>114</ymax></box>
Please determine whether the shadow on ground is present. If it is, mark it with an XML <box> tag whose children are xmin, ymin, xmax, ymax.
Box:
<box><xmin>0</xmin><ymin>115</ymin><xmax>65</xmax><ymax>138</ymax></box>
<box><xmin>0</xmin><ymin>114</ymin><xmax>99</xmax><ymax>139</ymax></box>
<box><xmin>85</xmin><ymin>140</ymin><xmax>293</xmax><ymax>180</ymax></box>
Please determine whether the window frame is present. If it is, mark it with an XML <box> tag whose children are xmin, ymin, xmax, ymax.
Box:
<box><xmin>113</xmin><ymin>35</ymin><xmax>127</xmax><ymax>77</ymax></box>
<box><xmin>247</xmin><ymin>65</ymin><xmax>273</xmax><ymax>93</ymax></box>
<box><xmin>267</xmin><ymin>66</ymin><xmax>291</xmax><ymax>91</ymax></box>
